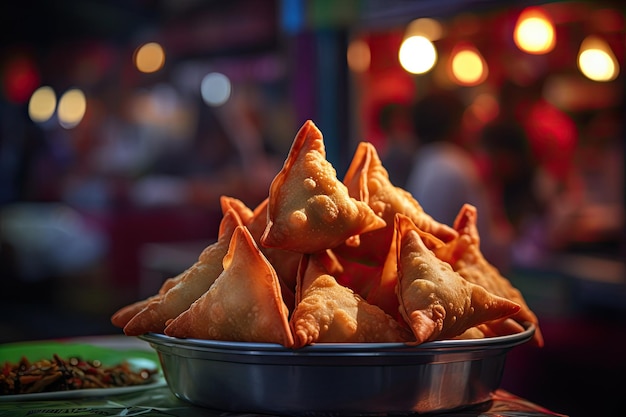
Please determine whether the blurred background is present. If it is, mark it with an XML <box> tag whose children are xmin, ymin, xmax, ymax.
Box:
<box><xmin>0</xmin><ymin>0</ymin><xmax>623</xmax><ymax>415</ymax></box>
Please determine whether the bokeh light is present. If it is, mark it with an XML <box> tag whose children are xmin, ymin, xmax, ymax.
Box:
<box><xmin>2</xmin><ymin>55</ymin><xmax>40</xmax><ymax>104</ymax></box>
<box><xmin>398</xmin><ymin>36</ymin><xmax>437</xmax><ymax>75</ymax></box>
<box><xmin>405</xmin><ymin>17</ymin><xmax>443</xmax><ymax>41</ymax></box>
<box><xmin>57</xmin><ymin>88</ymin><xmax>87</xmax><ymax>128</ymax></box>
<box><xmin>28</xmin><ymin>86</ymin><xmax>57</xmax><ymax>123</ymax></box>
<box><xmin>201</xmin><ymin>72</ymin><xmax>231</xmax><ymax>107</ymax></box>
<box><xmin>449</xmin><ymin>43</ymin><xmax>488</xmax><ymax>86</ymax></box>
<box><xmin>347</xmin><ymin>38</ymin><xmax>371</xmax><ymax>73</ymax></box>
<box><xmin>514</xmin><ymin>7</ymin><xmax>556</xmax><ymax>55</ymax></box>
<box><xmin>578</xmin><ymin>35</ymin><xmax>619</xmax><ymax>82</ymax></box>
<box><xmin>134</xmin><ymin>42</ymin><xmax>166</xmax><ymax>73</ymax></box>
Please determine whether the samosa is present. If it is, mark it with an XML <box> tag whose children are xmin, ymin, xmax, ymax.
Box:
<box><xmin>395</xmin><ymin>214</ymin><xmax>520</xmax><ymax>344</ymax></box>
<box><xmin>164</xmin><ymin>225</ymin><xmax>294</xmax><ymax>347</ymax></box>
<box><xmin>290</xmin><ymin>254</ymin><xmax>413</xmax><ymax>348</ymax></box>
<box><xmin>122</xmin><ymin>208</ymin><xmax>245</xmax><ymax>336</ymax></box>
<box><xmin>434</xmin><ymin>204</ymin><xmax>544</xmax><ymax>346</ymax></box>
<box><xmin>261</xmin><ymin>120</ymin><xmax>386</xmax><ymax>254</ymax></box>
<box><xmin>335</xmin><ymin>142</ymin><xmax>457</xmax><ymax>264</ymax></box>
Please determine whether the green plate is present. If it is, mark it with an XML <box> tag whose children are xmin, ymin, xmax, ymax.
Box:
<box><xmin>0</xmin><ymin>338</ymin><xmax>166</xmax><ymax>401</ymax></box>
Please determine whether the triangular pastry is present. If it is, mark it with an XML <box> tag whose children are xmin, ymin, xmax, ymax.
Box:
<box><xmin>112</xmin><ymin>197</ymin><xmax>247</xmax><ymax>331</ymax></box>
<box><xmin>217</xmin><ymin>195</ymin><xmax>254</xmax><ymax>230</ymax></box>
<box><xmin>365</xmin><ymin>219</ymin><xmax>401</xmax><ymax>320</ymax></box>
<box><xmin>435</xmin><ymin>204</ymin><xmax>543</xmax><ymax>346</ymax></box>
<box><xmin>110</xmin><ymin>272</ymin><xmax>183</xmax><ymax>329</ymax></box>
<box><xmin>122</xmin><ymin>208</ymin><xmax>245</xmax><ymax>336</ymax></box>
<box><xmin>246</xmin><ymin>198</ymin><xmax>300</xmax><ymax>311</ymax></box>
<box><xmin>261</xmin><ymin>120</ymin><xmax>386</xmax><ymax>253</ymax></box>
<box><xmin>164</xmin><ymin>226</ymin><xmax>294</xmax><ymax>347</ymax></box>
<box><xmin>395</xmin><ymin>214</ymin><xmax>520</xmax><ymax>344</ymax></box>
<box><xmin>289</xmin><ymin>254</ymin><xmax>413</xmax><ymax>348</ymax></box>
<box><xmin>335</xmin><ymin>142</ymin><xmax>458</xmax><ymax>264</ymax></box>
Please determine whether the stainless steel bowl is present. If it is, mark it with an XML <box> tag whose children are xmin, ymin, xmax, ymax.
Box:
<box><xmin>140</xmin><ymin>323</ymin><xmax>534</xmax><ymax>416</ymax></box>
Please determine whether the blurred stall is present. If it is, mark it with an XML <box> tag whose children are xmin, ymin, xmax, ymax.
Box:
<box><xmin>344</xmin><ymin>1</ymin><xmax>625</xmax><ymax>416</ymax></box>
<box><xmin>1</xmin><ymin>0</ymin><xmax>292</xmax><ymax>339</ymax></box>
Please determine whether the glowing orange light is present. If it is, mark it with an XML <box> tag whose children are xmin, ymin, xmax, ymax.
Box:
<box><xmin>405</xmin><ymin>17</ymin><xmax>443</xmax><ymax>41</ymax></box>
<box><xmin>448</xmin><ymin>43</ymin><xmax>488</xmax><ymax>86</ymax></box>
<box><xmin>134</xmin><ymin>42</ymin><xmax>166</xmax><ymax>73</ymax></box>
<box><xmin>347</xmin><ymin>39</ymin><xmax>371</xmax><ymax>73</ymax></box>
<box><xmin>578</xmin><ymin>35</ymin><xmax>619</xmax><ymax>82</ymax></box>
<box><xmin>513</xmin><ymin>7</ymin><xmax>556</xmax><ymax>55</ymax></box>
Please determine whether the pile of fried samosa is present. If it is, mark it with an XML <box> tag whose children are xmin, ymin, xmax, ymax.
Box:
<box><xmin>111</xmin><ymin>120</ymin><xmax>543</xmax><ymax>349</ymax></box>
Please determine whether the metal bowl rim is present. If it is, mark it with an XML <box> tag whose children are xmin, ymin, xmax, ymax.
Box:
<box><xmin>138</xmin><ymin>322</ymin><xmax>535</xmax><ymax>353</ymax></box>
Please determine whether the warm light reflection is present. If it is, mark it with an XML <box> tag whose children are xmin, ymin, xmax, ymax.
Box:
<box><xmin>135</xmin><ymin>42</ymin><xmax>166</xmax><ymax>73</ymax></box>
<box><xmin>28</xmin><ymin>86</ymin><xmax>57</xmax><ymax>123</ymax></box>
<box><xmin>399</xmin><ymin>36</ymin><xmax>437</xmax><ymax>75</ymax></box>
<box><xmin>57</xmin><ymin>88</ymin><xmax>86</xmax><ymax>128</ymax></box>
<box><xmin>405</xmin><ymin>18</ymin><xmax>443</xmax><ymax>41</ymax></box>
<box><xmin>471</xmin><ymin>93</ymin><xmax>499</xmax><ymax>124</ymax></box>
<box><xmin>578</xmin><ymin>35</ymin><xmax>619</xmax><ymax>82</ymax></box>
<box><xmin>201</xmin><ymin>72</ymin><xmax>231</xmax><ymax>106</ymax></box>
<box><xmin>514</xmin><ymin>7</ymin><xmax>556</xmax><ymax>55</ymax></box>
<box><xmin>449</xmin><ymin>43</ymin><xmax>488</xmax><ymax>86</ymax></box>
<box><xmin>347</xmin><ymin>39</ymin><xmax>371</xmax><ymax>73</ymax></box>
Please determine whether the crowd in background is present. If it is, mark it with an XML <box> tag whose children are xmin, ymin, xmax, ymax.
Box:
<box><xmin>379</xmin><ymin>84</ymin><xmax>623</xmax><ymax>275</ymax></box>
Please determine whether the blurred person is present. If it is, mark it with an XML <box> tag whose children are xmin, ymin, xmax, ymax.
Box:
<box><xmin>478</xmin><ymin>118</ymin><xmax>546</xmax><ymax>266</ymax></box>
<box><xmin>479</xmin><ymin>119</ymin><xmax>542</xmax><ymax>234</ymax></box>
<box><xmin>498</xmin><ymin>79</ymin><xmax>586</xmax><ymax>259</ymax></box>
<box><xmin>562</xmin><ymin>110</ymin><xmax>624</xmax><ymax>254</ymax></box>
<box><xmin>378</xmin><ymin>102</ymin><xmax>417</xmax><ymax>188</ymax></box>
<box><xmin>405</xmin><ymin>90</ymin><xmax>512</xmax><ymax>271</ymax></box>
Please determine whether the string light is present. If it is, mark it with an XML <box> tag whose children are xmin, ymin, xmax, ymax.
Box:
<box><xmin>347</xmin><ymin>38</ymin><xmax>371</xmax><ymax>73</ymax></box>
<box><xmin>578</xmin><ymin>35</ymin><xmax>619</xmax><ymax>82</ymax></box>
<box><xmin>57</xmin><ymin>88</ymin><xmax>86</xmax><ymax>129</ymax></box>
<box><xmin>134</xmin><ymin>42</ymin><xmax>166</xmax><ymax>73</ymax></box>
<box><xmin>28</xmin><ymin>86</ymin><xmax>57</xmax><ymax>123</ymax></box>
<box><xmin>513</xmin><ymin>7</ymin><xmax>556</xmax><ymax>55</ymax></box>
<box><xmin>201</xmin><ymin>72</ymin><xmax>231</xmax><ymax>106</ymax></box>
<box><xmin>398</xmin><ymin>35</ymin><xmax>437</xmax><ymax>75</ymax></box>
<box><xmin>448</xmin><ymin>43</ymin><xmax>488</xmax><ymax>86</ymax></box>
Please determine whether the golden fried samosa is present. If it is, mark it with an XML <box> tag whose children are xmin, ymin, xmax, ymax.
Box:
<box><xmin>367</xmin><ymin>220</ymin><xmax>449</xmax><ymax>322</ymax></box>
<box><xmin>164</xmin><ymin>226</ymin><xmax>294</xmax><ymax>347</ymax></box>
<box><xmin>122</xmin><ymin>208</ymin><xmax>245</xmax><ymax>336</ymax></box>
<box><xmin>261</xmin><ymin>120</ymin><xmax>386</xmax><ymax>253</ymax></box>
<box><xmin>290</xmin><ymin>254</ymin><xmax>413</xmax><ymax>348</ymax></box>
<box><xmin>334</xmin><ymin>142</ymin><xmax>457</xmax><ymax>264</ymax></box>
<box><xmin>365</xmin><ymin>218</ymin><xmax>401</xmax><ymax>320</ymax></box>
<box><xmin>246</xmin><ymin>198</ymin><xmax>300</xmax><ymax>311</ymax></box>
<box><xmin>110</xmin><ymin>272</ymin><xmax>184</xmax><ymax>329</ymax></box>
<box><xmin>477</xmin><ymin>318</ymin><xmax>526</xmax><ymax>338</ymax></box>
<box><xmin>454</xmin><ymin>327</ymin><xmax>486</xmax><ymax>340</ymax></box>
<box><xmin>435</xmin><ymin>204</ymin><xmax>543</xmax><ymax>346</ymax></box>
<box><xmin>395</xmin><ymin>214</ymin><xmax>520</xmax><ymax>344</ymax></box>
<box><xmin>219</xmin><ymin>195</ymin><xmax>254</xmax><ymax>228</ymax></box>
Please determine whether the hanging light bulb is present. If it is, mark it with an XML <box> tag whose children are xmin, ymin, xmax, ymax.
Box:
<box><xmin>347</xmin><ymin>38</ymin><xmax>371</xmax><ymax>73</ymax></box>
<box><xmin>513</xmin><ymin>7</ymin><xmax>556</xmax><ymax>55</ymax></box>
<box><xmin>448</xmin><ymin>42</ymin><xmax>488</xmax><ymax>86</ymax></box>
<box><xmin>398</xmin><ymin>35</ymin><xmax>438</xmax><ymax>75</ymax></box>
<box><xmin>405</xmin><ymin>17</ymin><xmax>443</xmax><ymax>41</ymax></box>
<box><xmin>578</xmin><ymin>35</ymin><xmax>619</xmax><ymax>82</ymax></box>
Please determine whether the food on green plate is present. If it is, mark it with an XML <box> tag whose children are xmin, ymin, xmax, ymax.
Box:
<box><xmin>0</xmin><ymin>354</ymin><xmax>157</xmax><ymax>395</ymax></box>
